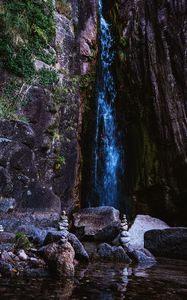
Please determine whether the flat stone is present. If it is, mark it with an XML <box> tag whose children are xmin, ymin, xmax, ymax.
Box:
<box><xmin>128</xmin><ymin>215</ymin><xmax>169</xmax><ymax>249</ymax></box>
<box><xmin>120</xmin><ymin>237</ymin><xmax>130</xmax><ymax>244</ymax></box>
<box><xmin>121</xmin><ymin>231</ymin><xmax>130</xmax><ymax>237</ymax></box>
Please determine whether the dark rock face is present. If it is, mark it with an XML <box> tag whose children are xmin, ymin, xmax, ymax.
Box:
<box><xmin>73</xmin><ymin>207</ymin><xmax>120</xmax><ymax>241</ymax></box>
<box><xmin>0</xmin><ymin>1</ymin><xmax>81</xmax><ymax>222</ymax></box>
<box><xmin>144</xmin><ymin>227</ymin><xmax>187</xmax><ymax>260</ymax></box>
<box><xmin>111</xmin><ymin>0</ymin><xmax>187</xmax><ymax>225</ymax></box>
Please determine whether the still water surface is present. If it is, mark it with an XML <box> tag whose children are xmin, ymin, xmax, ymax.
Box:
<box><xmin>0</xmin><ymin>258</ymin><xmax>187</xmax><ymax>299</ymax></box>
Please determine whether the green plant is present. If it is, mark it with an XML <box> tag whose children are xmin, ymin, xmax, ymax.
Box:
<box><xmin>0</xmin><ymin>0</ymin><xmax>55</xmax><ymax>78</ymax></box>
<box><xmin>15</xmin><ymin>232</ymin><xmax>32</xmax><ymax>250</ymax></box>
<box><xmin>38</xmin><ymin>69</ymin><xmax>58</xmax><ymax>85</ymax></box>
<box><xmin>54</xmin><ymin>155</ymin><xmax>66</xmax><ymax>170</ymax></box>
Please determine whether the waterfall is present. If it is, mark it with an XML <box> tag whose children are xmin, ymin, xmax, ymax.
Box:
<box><xmin>92</xmin><ymin>0</ymin><xmax>121</xmax><ymax>208</ymax></box>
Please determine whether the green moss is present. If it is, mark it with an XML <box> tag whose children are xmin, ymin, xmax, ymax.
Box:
<box><xmin>0</xmin><ymin>77</ymin><xmax>29</xmax><ymax>120</ymax></box>
<box><xmin>38</xmin><ymin>69</ymin><xmax>58</xmax><ymax>86</ymax></box>
<box><xmin>15</xmin><ymin>232</ymin><xmax>32</xmax><ymax>250</ymax></box>
<box><xmin>0</xmin><ymin>0</ymin><xmax>55</xmax><ymax>78</ymax></box>
<box><xmin>54</xmin><ymin>155</ymin><xmax>66</xmax><ymax>171</ymax></box>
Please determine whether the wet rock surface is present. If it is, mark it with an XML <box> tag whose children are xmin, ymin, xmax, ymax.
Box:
<box><xmin>73</xmin><ymin>206</ymin><xmax>120</xmax><ymax>241</ymax></box>
<box><xmin>144</xmin><ymin>227</ymin><xmax>187</xmax><ymax>260</ymax></box>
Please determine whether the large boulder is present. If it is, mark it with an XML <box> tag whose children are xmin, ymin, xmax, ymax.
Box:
<box><xmin>144</xmin><ymin>227</ymin><xmax>187</xmax><ymax>260</ymax></box>
<box><xmin>39</xmin><ymin>242</ymin><xmax>75</xmax><ymax>277</ymax></box>
<box><xmin>73</xmin><ymin>206</ymin><xmax>120</xmax><ymax>241</ymax></box>
<box><xmin>97</xmin><ymin>243</ymin><xmax>131</xmax><ymax>263</ymax></box>
<box><xmin>44</xmin><ymin>230</ymin><xmax>68</xmax><ymax>245</ymax></box>
<box><xmin>128</xmin><ymin>215</ymin><xmax>169</xmax><ymax>249</ymax></box>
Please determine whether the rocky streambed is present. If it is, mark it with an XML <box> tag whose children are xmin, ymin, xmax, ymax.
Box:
<box><xmin>0</xmin><ymin>207</ymin><xmax>187</xmax><ymax>298</ymax></box>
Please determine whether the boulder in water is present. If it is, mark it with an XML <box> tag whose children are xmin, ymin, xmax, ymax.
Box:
<box><xmin>144</xmin><ymin>227</ymin><xmax>187</xmax><ymax>260</ymax></box>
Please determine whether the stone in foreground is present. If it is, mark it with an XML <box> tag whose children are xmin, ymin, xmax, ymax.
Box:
<box><xmin>39</xmin><ymin>242</ymin><xmax>75</xmax><ymax>277</ymax></box>
<box><xmin>73</xmin><ymin>206</ymin><xmax>120</xmax><ymax>241</ymax></box>
<box><xmin>128</xmin><ymin>215</ymin><xmax>169</xmax><ymax>249</ymax></box>
<box><xmin>144</xmin><ymin>227</ymin><xmax>187</xmax><ymax>260</ymax></box>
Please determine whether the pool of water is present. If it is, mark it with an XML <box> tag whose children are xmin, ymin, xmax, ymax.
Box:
<box><xmin>0</xmin><ymin>258</ymin><xmax>187</xmax><ymax>299</ymax></box>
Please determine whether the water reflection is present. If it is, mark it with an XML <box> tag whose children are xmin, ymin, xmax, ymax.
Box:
<box><xmin>0</xmin><ymin>259</ymin><xmax>187</xmax><ymax>299</ymax></box>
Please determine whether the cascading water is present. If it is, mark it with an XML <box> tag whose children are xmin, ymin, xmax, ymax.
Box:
<box><xmin>91</xmin><ymin>0</ymin><xmax>122</xmax><ymax>208</ymax></box>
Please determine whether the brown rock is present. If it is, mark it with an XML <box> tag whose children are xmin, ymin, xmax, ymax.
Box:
<box><xmin>39</xmin><ymin>242</ymin><xmax>75</xmax><ymax>277</ymax></box>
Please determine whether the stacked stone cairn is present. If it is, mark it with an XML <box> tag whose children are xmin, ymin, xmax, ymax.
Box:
<box><xmin>0</xmin><ymin>225</ymin><xmax>4</xmax><ymax>232</ymax></box>
<box><xmin>120</xmin><ymin>214</ymin><xmax>131</xmax><ymax>247</ymax></box>
<box><xmin>58</xmin><ymin>211</ymin><xmax>69</xmax><ymax>243</ymax></box>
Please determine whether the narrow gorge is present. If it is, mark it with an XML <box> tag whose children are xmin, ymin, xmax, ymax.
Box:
<box><xmin>0</xmin><ymin>0</ymin><xmax>187</xmax><ymax>298</ymax></box>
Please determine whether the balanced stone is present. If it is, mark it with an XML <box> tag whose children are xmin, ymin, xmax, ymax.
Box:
<box><xmin>121</xmin><ymin>231</ymin><xmax>130</xmax><ymax>237</ymax></box>
<box><xmin>120</xmin><ymin>237</ymin><xmax>130</xmax><ymax>244</ymax></box>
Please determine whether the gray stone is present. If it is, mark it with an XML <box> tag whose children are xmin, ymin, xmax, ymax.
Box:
<box><xmin>121</xmin><ymin>231</ymin><xmax>130</xmax><ymax>237</ymax></box>
<box><xmin>120</xmin><ymin>236</ymin><xmax>130</xmax><ymax>244</ymax></box>
<box><xmin>68</xmin><ymin>233</ymin><xmax>89</xmax><ymax>262</ymax></box>
<box><xmin>130</xmin><ymin>248</ymin><xmax>156</xmax><ymax>266</ymax></box>
<box><xmin>73</xmin><ymin>206</ymin><xmax>120</xmax><ymax>241</ymax></box>
<box><xmin>97</xmin><ymin>243</ymin><xmax>131</xmax><ymax>263</ymax></box>
<box><xmin>44</xmin><ymin>230</ymin><xmax>68</xmax><ymax>245</ymax></box>
<box><xmin>17</xmin><ymin>249</ymin><xmax>28</xmax><ymax>261</ymax></box>
<box><xmin>128</xmin><ymin>215</ymin><xmax>169</xmax><ymax>249</ymax></box>
<box><xmin>0</xmin><ymin>198</ymin><xmax>16</xmax><ymax>213</ymax></box>
<box><xmin>144</xmin><ymin>227</ymin><xmax>187</xmax><ymax>260</ymax></box>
